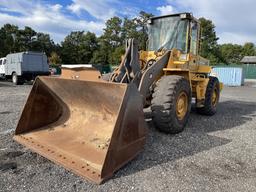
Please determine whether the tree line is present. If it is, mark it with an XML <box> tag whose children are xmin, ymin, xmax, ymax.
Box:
<box><xmin>0</xmin><ymin>11</ymin><xmax>255</xmax><ymax>66</ymax></box>
<box><xmin>199</xmin><ymin>18</ymin><xmax>256</xmax><ymax>64</ymax></box>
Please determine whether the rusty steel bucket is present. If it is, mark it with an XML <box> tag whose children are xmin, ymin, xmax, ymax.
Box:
<box><xmin>14</xmin><ymin>76</ymin><xmax>147</xmax><ymax>184</ymax></box>
<box><xmin>60</xmin><ymin>67</ymin><xmax>102</xmax><ymax>81</ymax></box>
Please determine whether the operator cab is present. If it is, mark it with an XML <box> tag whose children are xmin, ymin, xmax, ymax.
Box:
<box><xmin>147</xmin><ymin>13</ymin><xmax>200</xmax><ymax>55</ymax></box>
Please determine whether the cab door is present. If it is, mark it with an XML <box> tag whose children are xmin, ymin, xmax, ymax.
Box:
<box><xmin>189</xmin><ymin>21</ymin><xmax>200</xmax><ymax>71</ymax></box>
<box><xmin>0</xmin><ymin>58</ymin><xmax>6</xmax><ymax>75</ymax></box>
<box><xmin>190</xmin><ymin>21</ymin><xmax>199</xmax><ymax>55</ymax></box>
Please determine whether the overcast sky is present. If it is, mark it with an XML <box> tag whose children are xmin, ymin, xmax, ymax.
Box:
<box><xmin>0</xmin><ymin>0</ymin><xmax>255</xmax><ymax>45</ymax></box>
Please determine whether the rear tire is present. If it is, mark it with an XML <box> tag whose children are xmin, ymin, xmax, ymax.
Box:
<box><xmin>197</xmin><ymin>76</ymin><xmax>220</xmax><ymax>115</ymax></box>
<box><xmin>151</xmin><ymin>75</ymin><xmax>191</xmax><ymax>134</ymax></box>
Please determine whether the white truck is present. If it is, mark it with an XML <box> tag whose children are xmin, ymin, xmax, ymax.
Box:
<box><xmin>0</xmin><ymin>51</ymin><xmax>49</xmax><ymax>85</ymax></box>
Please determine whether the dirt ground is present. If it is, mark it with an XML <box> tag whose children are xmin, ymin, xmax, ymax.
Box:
<box><xmin>0</xmin><ymin>80</ymin><xmax>256</xmax><ymax>192</ymax></box>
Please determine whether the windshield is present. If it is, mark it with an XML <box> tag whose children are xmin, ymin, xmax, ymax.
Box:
<box><xmin>147</xmin><ymin>16</ymin><xmax>189</xmax><ymax>52</ymax></box>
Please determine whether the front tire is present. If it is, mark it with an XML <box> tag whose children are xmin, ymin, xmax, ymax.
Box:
<box><xmin>151</xmin><ymin>75</ymin><xmax>191</xmax><ymax>134</ymax></box>
<box><xmin>12</xmin><ymin>73</ymin><xmax>23</xmax><ymax>85</ymax></box>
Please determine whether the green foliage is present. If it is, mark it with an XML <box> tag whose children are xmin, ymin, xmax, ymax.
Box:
<box><xmin>199</xmin><ymin>18</ymin><xmax>256</xmax><ymax>64</ymax></box>
<box><xmin>0</xmin><ymin>24</ymin><xmax>20</xmax><ymax>56</ymax></box>
<box><xmin>92</xmin><ymin>12</ymin><xmax>152</xmax><ymax>65</ymax></box>
<box><xmin>97</xmin><ymin>17</ymin><xmax>123</xmax><ymax>65</ymax></box>
<box><xmin>90</xmin><ymin>39</ymin><xmax>110</xmax><ymax>65</ymax></box>
<box><xmin>91</xmin><ymin>11</ymin><xmax>153</xmax><ymax>65</ymax></box>
<box><xmin>134</xmin><ymin>11</ymin><xmax>154</xmax><ymax>50</ymax></box>
<box><xmin>219</xmin><ymin>43</ymin><xmax>256</xmax><ymax>64</ymax></box>
<box><xmin>61</xmin><ymin>31</ymin><xmax>98</xmax><ymax>64</ymax></box>
<box><xmin>30</xmin><ymin>33</ymin><xmax>55</xmax><ymax>56</ymax></box>
<box><xmin>109</xmin><ymin>46</ymin><xmax>125</xmax><ymax>66</ymax></box>
<box><xmin>49</xmin><ymin>52</ymin><xmax>62</xmax><ymax>65</ymax></box>
<box><xmin>122</xmin><ymin>18</ymin><xmax>139</xmax><ymax>40</ymax></box>
<box><xmin>103</xmin><ymin>17</ymin><xmax>123</xmax><ymax>47</ymax></box>
<box><xmin>242</xmin><ymin>42</ymin><xmax>256</xmax><ymax>56</ymax></box>
<box><xmin>0</xmin><ymin>24</ymin><xmax>56</xmax><ymax>58</ymax></box>
<box><xmin>199</xmin><ymin>17</ymin><xmax>221</xmax><ymax>64</ymax></box>
<box><xmin>219</xmin><ymin>44</ymin><xmax>243</xmax><ymax>64</ymax></box>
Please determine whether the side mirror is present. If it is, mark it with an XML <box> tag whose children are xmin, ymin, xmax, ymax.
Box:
<box><xmin>147</xmin><ymin>19</ymin><xmax>153</xmax><ymax>25</ymax></box>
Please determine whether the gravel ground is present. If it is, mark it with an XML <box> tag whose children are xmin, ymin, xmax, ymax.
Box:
<box><xmin>0</xmin><ymin>80</ymin><xmax>256</xmax><ymax>192</ymax></box>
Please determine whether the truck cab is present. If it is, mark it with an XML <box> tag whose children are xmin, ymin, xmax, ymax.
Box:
<box><xmin>0</xmin><ymin>57</ymin><xmax>6</xmax><ymax>78</ymax></box>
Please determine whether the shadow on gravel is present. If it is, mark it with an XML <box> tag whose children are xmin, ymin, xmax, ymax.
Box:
<box><xmin>0</xmin><ymin>150</ymin><xmax>23</xmax><ymax>172</ymax></box>
<box><xmin>115</xmin><ymin>100</ymin><xmax>256</xmax><ymax>179</ymax></box>
<box><xmin>0</xmin><ymin>137</ymin><xmax>49</xmax><ymax>174</ymax></box>
<box><xmin>0</xmin><ymin>111</ymin><xmax>12</xmax><ymax>114</ymax></box>
<box><xmin>0</xmin><ymin>81</ymin><xmax>15</xmax><ymax>87</ymax></box>
<box><xmin>0</xmin><ymin>80</ymin><xmax>33</xmax><ymax>87</ymax></box>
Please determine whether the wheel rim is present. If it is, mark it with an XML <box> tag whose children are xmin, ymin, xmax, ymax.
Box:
<box><xmin>176</xmin><ymin>91</ymin><xmax>188</xmax><ymax>120</ymax></box>
<box><xmin>212</xmin><ymin>87</ymin><xmax>218</xmax><ymax>107</ymax></box>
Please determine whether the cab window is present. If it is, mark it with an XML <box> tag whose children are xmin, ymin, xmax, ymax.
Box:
<box><xmin>190</xmin><ymin>22</ymin><xmax>198</xmax><ymax>55</ymax></box>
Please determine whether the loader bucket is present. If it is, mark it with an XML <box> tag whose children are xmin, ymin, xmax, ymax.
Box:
<box><xmin>14</xmin><ymin>76</ymin><xmax>147</xmax><ymax>184</ymax></box>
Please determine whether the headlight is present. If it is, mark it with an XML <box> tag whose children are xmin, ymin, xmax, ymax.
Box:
<box><xmin>180</xmin><ymin>13</ymin><xmax>188</xmax><ymax>19</ymax></box>
<box><xmin>179</xmin><ymin>54</ymin><xmax>188</xmax><ymax>61</ymax></box>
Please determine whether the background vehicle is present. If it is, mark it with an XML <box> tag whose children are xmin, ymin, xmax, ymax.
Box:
<box><xmin>4</xmin><ymin>51</ymin><xmax>49</xmax><ymax>85</ymax></box>
<box><xmin>14</xmin><ymin>13</ymin><xmax>222</xmax><ymax>184</ymax></box>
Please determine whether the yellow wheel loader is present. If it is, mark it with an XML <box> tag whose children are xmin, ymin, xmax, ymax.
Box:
<box><xmin>14</xmin><ymin>13</ymin><xmax>222</xmax><ymax>184</ymax></box>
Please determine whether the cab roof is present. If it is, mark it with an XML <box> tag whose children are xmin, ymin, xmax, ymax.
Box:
<box><xmin>149</xmin><ymin>12</ymin><xmax>199</xmax><ymax>23</ymax></box>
